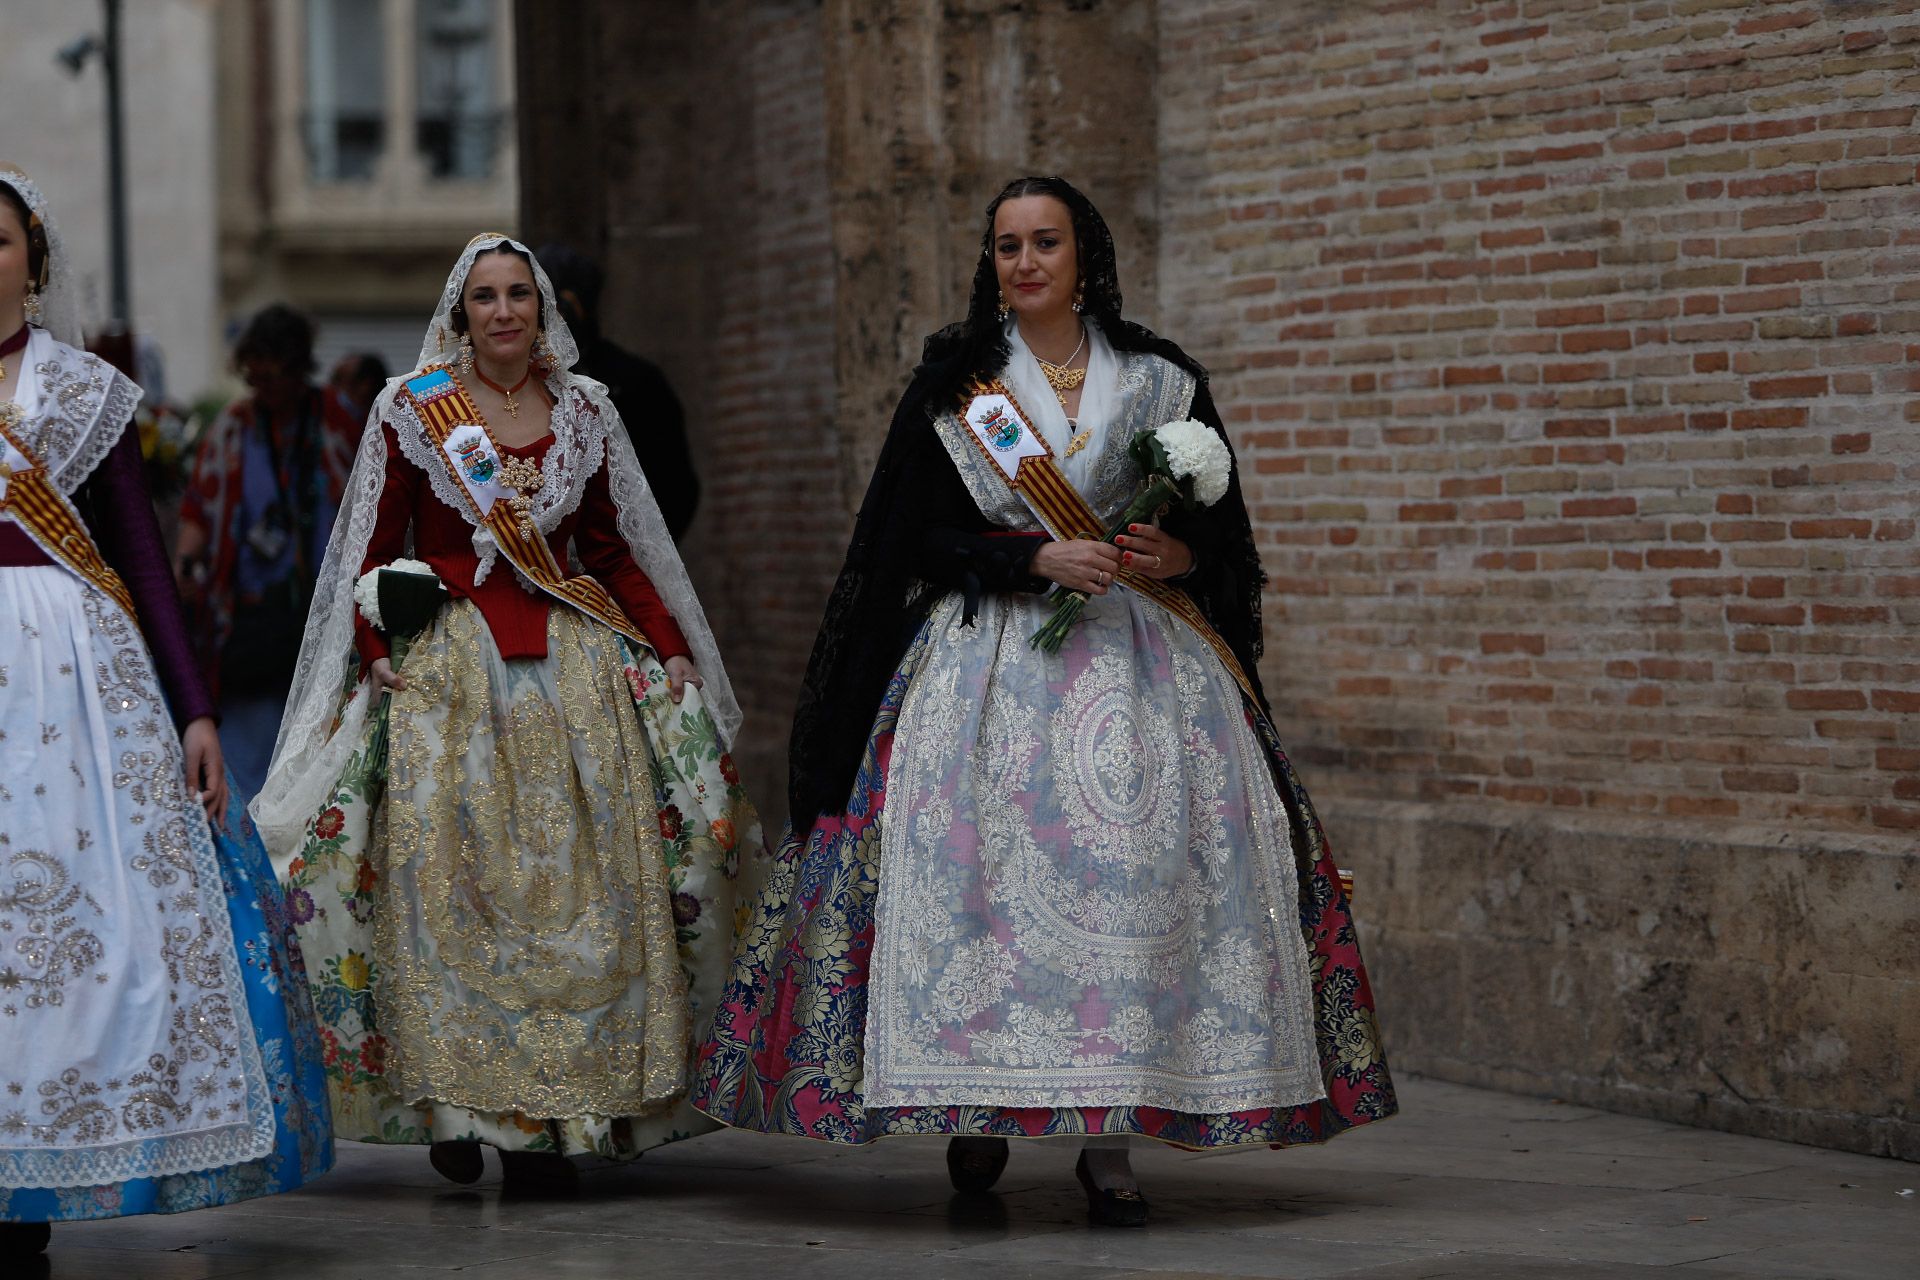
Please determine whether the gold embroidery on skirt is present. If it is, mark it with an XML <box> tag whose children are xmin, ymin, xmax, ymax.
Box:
<box><xmin>374</xmin><ymin>602</ymin><xmax>690</xmax><ymax>1118</ymax></box>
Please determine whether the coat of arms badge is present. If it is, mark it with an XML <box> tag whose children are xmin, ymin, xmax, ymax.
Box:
<box><xmin>454</xmin><ymin>436</ymin><xmax>497</xmax><ymax>485</ymax></box>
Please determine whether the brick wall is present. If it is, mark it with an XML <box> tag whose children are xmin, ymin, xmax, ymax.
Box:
<box><xmin>1158</xmin><ymin>0</ymin><xmax>1920</xmax><ymax>1157</ymax></box>
<box><xmin>1160</xmin><ymin>0</ymin><xmax>1920</xmax><ymax>837</ymax></box>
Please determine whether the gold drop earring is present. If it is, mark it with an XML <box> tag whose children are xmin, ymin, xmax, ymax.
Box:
<box><xmin>1071</xmin><ymin>281</ymin><xmax>1085</xmax><ymax>314</ymax></box>
<box><xmin>23</xmin><ymin>284</ymin><xmax>41</xmax><ymax>324</ymax></box>
<box><xmin>458</xmin><ymin>331</ymin><xmax>475</xmax><ymax>378</ymax></box>
<box><xmin>996</xmin><ymin>292</ymin><xmax>1011</xmax><ymax>321</ymax></box>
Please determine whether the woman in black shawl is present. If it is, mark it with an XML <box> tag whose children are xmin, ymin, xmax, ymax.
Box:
<box><xmin>695</xmin><ymin>178</ymin><xmax>1395</xmax><ymax>1226</ymax></box>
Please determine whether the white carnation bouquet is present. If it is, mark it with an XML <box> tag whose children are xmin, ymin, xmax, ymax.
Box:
<box><xmin>1030</xmin><ymin>418</ymin><xmax>1233</xmax><ymax>653</ymax></box>
<box><xmin>352</xmin><ymin>558</ymin><xmax>449</xmax><ymax>667</ymax></box>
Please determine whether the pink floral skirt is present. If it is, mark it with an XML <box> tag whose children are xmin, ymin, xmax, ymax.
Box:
<box><xmin>692</xmin><ymin>629</ymin><xmax>1397</xmax><ymax>1149</ymax></box>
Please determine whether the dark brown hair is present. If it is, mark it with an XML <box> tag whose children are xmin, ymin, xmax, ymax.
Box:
<box><xmin>234</xmin><ymin>303</ymin><xmax>316</xmax><ymax>375</ymax></box>
<box><xmin>0</xmin><ymin>182</ymin><xmax>52</xmax><ymax>290</ymax></box>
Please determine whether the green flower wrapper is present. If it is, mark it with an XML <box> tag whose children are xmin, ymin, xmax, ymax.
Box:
<box><xmin>365</xmin><ymin>569</ymin><xmax>450</xmax><ymax>778</ymax></box>
<box><xmin>1029</xmin><ymin>430</ymin><xmax>1200</xmax><ymax>655</ymax></box>
<box><xmin>376</xmin><ymin>569</ymin><xmax>451</xmax><ymax>642</ymax></box>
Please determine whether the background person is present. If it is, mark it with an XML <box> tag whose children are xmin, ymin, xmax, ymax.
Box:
<box><xmin>537</xmin><ymin>242</ymin><xmax>700</xmax><ymax>539</ymax></box>
<box><xmin>175</xmin><ymin>304</ymin><xmax>359</xmax><ymax>798</ymax></box>
<box><xmin>330</xmin><ymin>349</ymin><xmax>391</xmax><ymax>424</ymax></box>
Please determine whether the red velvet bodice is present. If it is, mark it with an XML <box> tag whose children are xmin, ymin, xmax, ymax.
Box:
<box><xmin>353</xmin><ymin>423</ymin><xmax>690</xmax><ymax>668</ymax></box>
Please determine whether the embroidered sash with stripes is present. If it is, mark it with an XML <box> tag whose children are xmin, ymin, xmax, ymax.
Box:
<box><xmin>398</xmin><ymin>368</ymin><xmax>651</xmax><ymax>650</ymax></box>
<box><xmin>0</xmin><ymin>412</ymin><xmax>138</xmax><ymax>620</ymax></box>
<box><xmin>960</xmin><ymin>378</ymin><xmax>1261</xmax><ymax>709</ymax></box>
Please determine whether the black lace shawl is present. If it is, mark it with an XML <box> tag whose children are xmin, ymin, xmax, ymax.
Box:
<box><xmin>785</xmin><ymin>177</ymin><xmax>1271</xmax><ymax>829</ymax></box>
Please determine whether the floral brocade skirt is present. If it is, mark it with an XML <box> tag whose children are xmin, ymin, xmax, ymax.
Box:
<box><xmin>284</xmin><ymin>601</ymin><xmax>757</xmax><ymax>1160</ymax></box>
<box><xmin>693</xmin><ymin>594</ymin><xmax>1397</xmax><ymax>1149</ymax></box>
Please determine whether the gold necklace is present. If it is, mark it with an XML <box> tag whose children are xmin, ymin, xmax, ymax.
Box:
<box><xmin>473</xmin><ymin>364</ymin><xmax>533</xmax><ymax>418</ymax></box>
<box><xmin>1034</xmin><ymin>327</ymin><xmax>1088</xmax><ymax>410</ymax></box>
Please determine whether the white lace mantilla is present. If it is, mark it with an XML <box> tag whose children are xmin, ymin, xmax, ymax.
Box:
<box><xmin>861</xmin><ymin>353</ymin><xmax>1324</xmax><ymax>1114</ymax></box>
<box><xmin>253</xmin><ymin>235</ymin><xmax>741</xmax><ymax>859</ymax></box>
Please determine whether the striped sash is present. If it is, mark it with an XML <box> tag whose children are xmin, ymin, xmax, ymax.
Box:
<box><xmin>0</xmin><ymin>412</ymin><xmax>139</xmax><ymax>620</ymax></box>
<box><xmin>398</xmin><ymin>368</ymin><xmax>651</xmax><ymax>650</ymax></box>
<box><xmin>960</xmin><ymin>378</ymin><xmax>1261</xmax><ymax>709</ymax></box>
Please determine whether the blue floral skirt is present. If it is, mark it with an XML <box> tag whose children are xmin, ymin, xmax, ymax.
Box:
<box><xmin>0</xmin><ymin>779</ymin><xmax>334</xmax><ymax>1223</ymax></box>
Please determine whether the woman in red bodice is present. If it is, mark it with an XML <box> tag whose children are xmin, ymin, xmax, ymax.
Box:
<box><xmin>257</xmin><ymin>235</ymin><xmax>759</xmax><ymax>1194</ymax></box>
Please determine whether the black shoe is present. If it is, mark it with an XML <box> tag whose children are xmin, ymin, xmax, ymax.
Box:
<box><xmin>499</xmin><ymin>1149</ymin><xmax>580</xmax><ymax>1197</ymax></box>
<box><xmin>946</xmin><ymin>1135</ymin><xmax>1009</xmax><ymax>1193</ymax></box>
<box><xmin>429</xmin><ymin>1139</ymin><xmax>484</xmax><ymax>1185</ymax></box>
<box><xmin>0</xmin><ymin>1222</ymin><xmax>51</xmax><ymax>1256</ymax></box>
<box><xmin>1074</xmin><ymin>1151</ymin><xmax>1148</xmax><ymax>1228</ymax></box>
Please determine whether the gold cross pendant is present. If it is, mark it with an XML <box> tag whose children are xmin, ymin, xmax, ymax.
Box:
<box><xmin>501</xmin><ymin>391</ymin><xmax>520</xmax><ymax>419</ymax></box>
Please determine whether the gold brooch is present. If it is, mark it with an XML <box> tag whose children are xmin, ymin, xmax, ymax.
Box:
<box><xmin>495</xmin><ymin>455</ymin><xmax>545</xmax><ymax>537</ymax></box>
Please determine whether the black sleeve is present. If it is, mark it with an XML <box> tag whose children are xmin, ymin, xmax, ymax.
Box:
<box><xmin>607</xmin><ymin>349</ymin><xmax>700</xmax><ymax>541</ymax></box>
<box><xmin>1157</xmin><ymin>374</ymin><xmax>1272</xmax><ymax>714</ymax></box>
<box><xmin>886</xmin><ymin>398</ymin><xmax>1052</xmax><ymax>618</ymax></box>
<box><xmin>920</xmin><ymin>527</ymin><xmax>1049</xmax><ymax>593</ymax></box>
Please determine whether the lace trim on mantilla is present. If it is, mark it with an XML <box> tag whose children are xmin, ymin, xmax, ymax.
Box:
<box><xmin>14</xmin><ymin>339</ymin><xmax>144</xmax><ymax>494</ymax></box>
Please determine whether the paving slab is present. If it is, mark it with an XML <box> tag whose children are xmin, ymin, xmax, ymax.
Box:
<box><xmin>26</xmin><ymin>1077</ymin><xmax>1917</xmax><ymax>1280</ymax></box>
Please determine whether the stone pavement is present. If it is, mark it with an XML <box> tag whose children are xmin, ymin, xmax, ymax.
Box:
<box><xmin>25</xmin><ymin>1078</ymin><xmax>1915</xmax><ymax>1280</ymax></box>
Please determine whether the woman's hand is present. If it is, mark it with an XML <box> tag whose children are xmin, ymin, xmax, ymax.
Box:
<box><xmin>182</xmin><ymin>717</ymin><xmax>229</xmax><ymax>827</ymax></box>
<box><xmin>371</xmin><ymin>657</ymin><xmax>408</xmax><ymax>693</ymax></box>
<box><xmin>665</xmin><ymin>655</ymin><xmax>704</xmax><ymax>703</ymax></box>
<box><xmin>1031</xmin><ymin>538</ymin><xmax>1125</xmax><ymax>595</ymax></box>
<box><xmin>1114</xmin><ymin>523</ymin><xmax>1194</xmax><ymax>580</ymax></box>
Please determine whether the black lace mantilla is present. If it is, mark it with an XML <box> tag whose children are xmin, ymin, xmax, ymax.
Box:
<box><xmin>786</xmin><ymin>177</ymin><xmax>1271</xmax><ymax>830</ymax></box>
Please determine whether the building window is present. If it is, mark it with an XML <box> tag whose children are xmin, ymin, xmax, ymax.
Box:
<box><xmin>415</xmin><ymin>0</ymin><xmax>501</xmax><ymax>180</ymax></box>
<box><xmin>304</xmin><ymin>0</ymin><xmax>386</xmax><ymax>182</ymax></box>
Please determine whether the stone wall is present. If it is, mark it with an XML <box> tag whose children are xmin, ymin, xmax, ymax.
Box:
<box><xmin>516</xmin><ymin>0</ymin><xmax>840</xmax><ymax>799</ymax></box>
<box><xmin>520</xmin><ymin>0</ymin><xmax>1919</xmax><ymax>1158</ymax></box>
